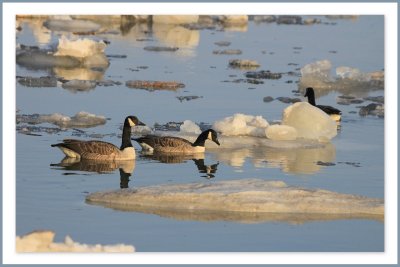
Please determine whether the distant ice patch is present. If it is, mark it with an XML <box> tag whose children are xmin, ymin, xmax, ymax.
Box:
<box><xmin>299</xmin><ymin>59</ymin><xmax>384</xmax><ymax>91</ymax></box>
<box><xmin>17</xmin><ymin>111</ymin><xmax>106</xmax><ymax>128</ymax></box>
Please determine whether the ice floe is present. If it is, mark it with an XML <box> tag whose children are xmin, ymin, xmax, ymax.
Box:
<box><xmin>229</xmin><ymin>59</ymin><xmax>260</xmax><ymax>69</ymax></box>
<box><xmin>299</xmin><ymin>60</ymin><xmax>384</xmax><ymax>92</ymax></box>
<box><xmin>43</xmin><ymin>18</ymin><xmax>101</xmax><ymax>33</ymax></box>
<box><xmin>17</xmin><ymin>36</ymin><xmax>109</xmax><ymax>71</ymax></box>
<box><xmin>17</xmin><ymin>76</ymin><xmax>58</xmax><ymax>87</ymax></box>
<box><xmin>282</xmin><ymin>102</ymin><xmax>337</xmax><ymax>141</ymax></box>
<box><xmin>17</xmin><ymin>111</ymin><xmax>106</xmax><ymax>128</ymax></box>
<box><xmin>213</xmin><ymin>113</ymin><xmax>269</xmax><ymax>137</ymax></box>
<box><xmin>265</xmin><ymin>125</ymin><xmax>297</xmax><ymax>141</ymax></box>
<box><xmin>179</xmin><ymin>120</ymin><xmax>202</xmax><ymax>135</ymax></box>
<box><xmin>86</xmin><ymin>179</ymin><xmax>383</xmax><ymax>224</ymax></box>
<box><xmin>126</xmin><ymin>80</ymin><xmax>185</xmax><ymax>91</ymax></box>
<box><xmin>17</xmin><ymin>230</ymin><xmax>134</xmax><ymax>252</ymax></box>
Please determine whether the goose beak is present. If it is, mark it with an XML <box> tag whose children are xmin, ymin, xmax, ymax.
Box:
<box><xmin>137</xmin><ymin>120</ymin><xmax>146</xmax><ymax>126</ymax></box>
<box><xmin>214</xmin><ymin>138</ymin><xmax>220</xmax><ymax>146</ymax></box>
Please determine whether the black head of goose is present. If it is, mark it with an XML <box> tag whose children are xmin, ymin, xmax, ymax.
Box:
<box><xmin>133</xmin><ymin>129</ymin><xmax>220</xmax><ymax>154</ymax></box>
<box><xmin>51</xmin><ymin>115</ymin><xmax>145</xmax><ymax>160</ymax></box>
<box><xmin>304</xmin><ymin>87</ymin><xmax>342</xmax><ymax>121</ymax></box>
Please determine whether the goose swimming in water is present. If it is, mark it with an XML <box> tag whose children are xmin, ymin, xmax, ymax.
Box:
<box><xmin>51</xmin><ymin>115</ymin><xmax>145</xmax><ymax>160</ymax></box>
<box><xmin>133</xmin><ymin>129</ymin><xmax>220</xmax><ymax>154</ymax></box>
<box><xmin>304</xmin><ymin>87</ymin><xmax>342</xmax><ymax>121</ymax></box>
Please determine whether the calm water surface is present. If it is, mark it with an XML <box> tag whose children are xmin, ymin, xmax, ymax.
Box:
<box><xmin>16</xmin><ymin>15</ymin><xmax>384</xmax><ymax>252</ymax></box>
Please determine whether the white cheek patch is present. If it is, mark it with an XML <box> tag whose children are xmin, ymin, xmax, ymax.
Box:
<box><xmin>207</xmin><ymin>131</ymin><xmax>212</xmax><ymax>140</ymax></box>
<box><xmin>140</xmin><ymin>142</ymin><xmax>154</xmax><ymax>152</ymax></box>
<box><xmin>128</xmin><ymin>118</ymin><xmax>136</xmax><ymax>126</ymax></box>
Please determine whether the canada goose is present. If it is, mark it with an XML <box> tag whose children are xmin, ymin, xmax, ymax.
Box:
<box><xmin>51</xmin><ymin>115</ymin><xmax>145</xmax><ymax>160</ymax></box>
<box><xmin>133</xmin><ymin>129</ymin><xmax>220</xmax><ymax>154</ymax></box>
<box><xmin>304</xmin><ymin>87</ymin><xmax>342</xmax><ymax>121</ymax></box>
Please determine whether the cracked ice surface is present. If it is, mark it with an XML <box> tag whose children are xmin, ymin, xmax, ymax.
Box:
<box><xmin>86</xmin><ymin>179</ymin><xmax>383</xmax><ymax>223</ymax></box>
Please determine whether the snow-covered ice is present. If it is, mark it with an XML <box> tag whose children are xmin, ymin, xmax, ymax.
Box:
<box><xmin>17</xmin><ymin>230</ymin><xmax>134</xmax><ymax>252</ymax></box>
<box><xmin>213</xmin><ymin>113</ymin><xmax>269</xmax><ymax>137</ymax></box>
<box><xmin>179</xmin><ymin>120</ymin><xmax>202</xmax><ymax>135</ymax></box>
<box><xmin>86</xmin><ymin>179</ymin><xmax>383</xmax><ymax>223</ymax></box>
<box><xmin>282</xmin><ymin>102</ymin><xmax>337</xmax><ymax>141</ymax></box>
<box><xmin>265</xmin><ymin>124</ymin><xmax>298</xmax><ymax>141</ymax></box>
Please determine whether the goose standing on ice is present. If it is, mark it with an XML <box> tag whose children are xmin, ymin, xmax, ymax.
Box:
<box><xmin>133</xmin><ymin>129</ymin><xmax>220</xmax><ymax>154</ymax></box>
<box><xmin>51</xmin><ymin>115</ymin><xmax>145</xmax><ymax>160</ymax></box>
<box><xmin>304</xmin><ymin>87</ymin><xmax>342</xmax><ymax>121</ymax></box>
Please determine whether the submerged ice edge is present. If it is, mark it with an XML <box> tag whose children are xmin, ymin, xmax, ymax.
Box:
<box><xmin>86</xmin><ymin>179</ymin><xmax>384</xmax><ymax>224</ymax></box>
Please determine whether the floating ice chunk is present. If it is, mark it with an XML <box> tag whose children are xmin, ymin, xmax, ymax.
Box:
<box><xmin>17</xmin><ymin>111</ymin><xmax>106</xmax><ymax>128</ymax></box>
<box><xmin>16</xmin><ymin>51</ymin><xmax>81</xmax><ymax>69</ymax></box>
<box><xmin>17</xmin><ymin>76</ymin><xmax>58</xmax><ymax>87</ymax></box>
<box><xmin>300</xmin><ymin>59</ymin><xmax>333</xmax><ymax>83</ymax></box>
<box><xmin>299</xmin><ymin>59</ymin><xmax>384</xmax><ymax>91</ymax></box>
<box><xmin>171</xmin><ymin>131</ymin><xmax>322</xmax><ymax>150</ymax></box>
<box><xmin>54</xmin><ymin>36</ymin><xmax>107</xmax><ymax>58</ymax></box>
<box><xmin>282</xmin><ymin>102</ymin><xmax>337</xmax><ymax>141</ymax></box>
<box><xmin>213</xmin><ymin>113</ymin><xmax>269</xmax><ymax>137</ymax></box>
<box><xmin>229</xmin><ymin>59</ymin><xmax>260</xmax><ymax>69</ymax></box>
<box><xmin>43</xmin><ymin>19</ymin><xmax>101</xmax><ymax>33</ymax></box>
<box><xmin>86</xmin><ymin>179</ymin><xmax>383</xmax><ymax>223</ymax></box>
<box><xmin>336</xmin><ymin>66</ymin><xmax>370</xmax><ymax>81</ymax></box>
<box><xmin>265</xmin><ymin>125</ymin><xmax>297</xmax><ymax>141</ymax></box>
<box><xmin>61</xmin><ymin>80</ymin><xmax>97</xmax><ymax>91</ymax></box>
<box><xmin>179</xmin><ymin>120</ymin><xmax>202</xmax><ymax>135</ymax></box>
<box><xmin>16</xmin><ymin>230</ymin><xmax>134</xmax><ymax>252</ymax></box>
<box><xmin>131</xmin><ymin>125</ymin><xmax>153</xmax><ymax>136</ymax></box>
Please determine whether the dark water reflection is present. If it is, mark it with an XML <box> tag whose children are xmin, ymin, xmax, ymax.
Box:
<box><xmin>51</xmin><ymin>157</ymin><xmax>135</xmax><ymax>188</ymax></box>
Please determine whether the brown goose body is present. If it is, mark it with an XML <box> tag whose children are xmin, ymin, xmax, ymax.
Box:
<box><xmin>51</xmin><ymin>139</ymin><xmax>134</xmax><ymax>160</ymax></box>
<box><xmin>51</xmin><ymin>115</ymin><xmax>144</xmax><ymax>161</ymax></box>
<box><xmin>134</xmin><ymin>129</ymin><xmax>220</xmax><ymax>154</ymax></box>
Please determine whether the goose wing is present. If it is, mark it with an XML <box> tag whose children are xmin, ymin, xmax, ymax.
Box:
<box><xmin>317</xmin><ymin>105</ymin><xmax>342</xmax><ymax>115</ymax></box>
<box><xmin>135</xmin><ymin>135</ymin><xmax>192</xmax><ymax>148</ymax></box>
<box><xmin>52</xmin><ymin>139</ymin><xmax>120</xmax><ymax>156</ymax></box>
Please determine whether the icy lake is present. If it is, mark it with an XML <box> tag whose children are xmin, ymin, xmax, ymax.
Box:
<box><xmin>16</xmin><ymin>15</ymin><xmax>384</xmax><ymax>252</ymax></box>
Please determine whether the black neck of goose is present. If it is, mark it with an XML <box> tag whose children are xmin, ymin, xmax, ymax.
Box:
<box><xmin>192</xmin><ymin>131</ymin><xmax>208</xmax><ymax>147</ymax></box>
<box><xmin>120</xmin><ymin>124</ymin><xmax>133</xmax><ymax>150</ymax></box>
<box><xmin>307</xmin><ymin>92</ymin><xmax>316</xmax><ymax>106</ymax></box>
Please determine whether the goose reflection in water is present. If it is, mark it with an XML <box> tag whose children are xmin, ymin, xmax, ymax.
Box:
<box><xmin>139</xmin><ymin>152</ymin><xmax>219</xmax><ymax>179</ymax></box>
<box><xmin>50</xmin><ymin>157</ymin><xmax>135</xmax><ymax>188</ymax></box>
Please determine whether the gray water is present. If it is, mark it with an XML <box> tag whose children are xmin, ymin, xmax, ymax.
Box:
<box><xmin>16</xmin><ymin>15</ymin><xmax>384</xmax><ymax>252</ymax></box>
